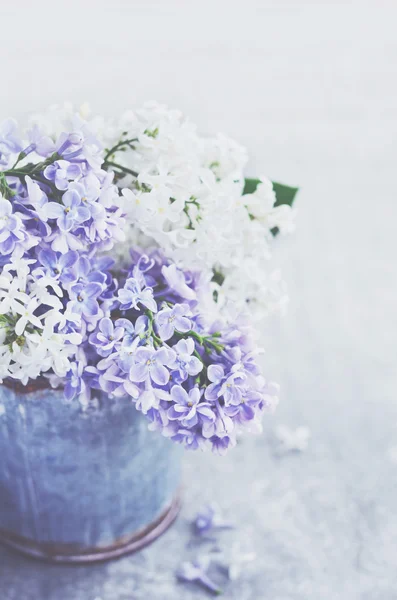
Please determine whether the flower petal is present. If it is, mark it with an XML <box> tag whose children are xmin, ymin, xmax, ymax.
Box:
<box><xmin>150</xmin><ymin>362</ymin><xmax>169</xmax><ymax>386</ymax></box>
<box><xmin>100</xmin><ymin>317</ymin><xmax>113</xmax><ymax>338</ymax></box>
<box><xmin>207</xmin><ymin>364</ymin><xmax>224</xmax><ymax>383</ymax></box>
<box><xmin>129</xmin><ymin>362</ymin><xmax>148</xmax><ymax>383</ymax></box>
<box><xmin>45</xmin><ymin>202</ymin><xmax>64</xmax><ymax>219</ymax></box>
<box><xmin>171</xmin><ymin>385</ymin><xmax>189</xmax><ymax>405</ymax></box>
<box><xmin>186</xmin><ymin>356</ymin><xmax>203</xmax><ymax>376</ymax></box>
<box><xmin>83</xmin><ymin>298</ymin><xmax>99</xmax><ymax>316</ymax></box>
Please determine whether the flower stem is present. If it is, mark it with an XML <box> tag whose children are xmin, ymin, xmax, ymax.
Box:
<box><xmin>103</xmin><ymin>137</ymin><xmax>138</xmax><ymax>162</ymax></box>
<box><xmin>2</xmin><ymin>170</ymin><xmax>58</xmax><ymax>195</ymax></box>
<box><xmin>2</xmin><ymin>152</ymin><xmax>62</xmax><ymax>196</ymax></box>
<box><xmin>145</xmin><ymin>310</ymin><xmax>162</xmax><ymax>347</ymax></box>
<box><xmin>11</xmin><ymin>151</ymin><xmax>27</xmax><ymax>170</ymax></box>
<box><xmin>0</xmin><ymin>172</ymin><xmax>14</xmax><ymax>199</ymax></box>
<box><xmin>103</xmin><ymin>160</ymin><xmax>139</xmax><ymax>179</ymax></box>
<box><xmin>176</xmin><ymin>330</ymin><xmax>224</xmax><ymax>353</ymax></box>
<box><xmin>199</xmin><ymin>574</ymin><xmax>223</xmax><ymax>595</ymax></box>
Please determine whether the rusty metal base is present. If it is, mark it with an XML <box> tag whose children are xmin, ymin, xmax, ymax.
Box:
<box><xmin>0</xmin><ymin>494</ymin><xmax>182</xmax><ymax>564</ymax></box>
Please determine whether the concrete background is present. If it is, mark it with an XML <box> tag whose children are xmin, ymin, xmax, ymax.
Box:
<box><xmin>0</xmin><ymin>1</ymin><xmax>396</xmax><ymax>598</ymax></box>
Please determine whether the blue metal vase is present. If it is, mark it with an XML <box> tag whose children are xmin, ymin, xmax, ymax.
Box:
<box><xmin>0</xmin><ymin>383</ymin><xmax>182</xmax><ymax>563</ymax></box>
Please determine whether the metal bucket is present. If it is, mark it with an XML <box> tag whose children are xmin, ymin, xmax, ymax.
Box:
<box><xmin>0</xmin><ymin>383</ymin><xmax>182</xmax><ymax>563</ymax></box>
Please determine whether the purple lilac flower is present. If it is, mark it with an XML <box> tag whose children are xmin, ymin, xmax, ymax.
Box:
<box><xmin>64</xmin><ymin>364</ymin><xmax>99</xmax><ymax>405</ymax></box>
<box><xmin>45</xmin><ymin>189</ymin><xmax>90</xmax><ymax>231</ymax></box>
<box><xmin>122</xmin><ymin>379</ymin><xmax>140</xmax><ymax>399</ymax></box>
<box><xmin>71</xmin><ymin>255</ymin><xmax>108</xmax><ymax>287</ymax></box>
<box><xmin>85</xmin><ymin>202</ymin><xmax>125</xmax><ymax>248</ymax></box>
<box><xmin>116</xmin><ymin>317</ymin><xmax>148</xmax><ymax>372</ymax></box>
<box><xmin>239</xmin><ymin>350</ymin><xmax>262</xmax><ymax>376</ymax></box>
<box><xmin>89</xmin><ymin>317</ymin><xmax>124</xmax><ymax>357</ymax></box>
<box><xmin>80</xmin><ymin>365</ymin><xmax>100</xmax><ymax>405</ymax></box>
<box><xmin>0</xmin><ymin>119</ymin><xmax>22</xmax><ymax>165</ymax></box>
<box><xmin>44</xmin><ymin>160</ymin><xmax>82</xmax><ymax>191</ymax></box>
<box><xmin>1</xmin><ymin>120</ymin><xmax>124</xmax><ymax>259</ymax></box>
<box><xmin>129</xmin><ymin>346</ymin><xmax>175</xmax><ymax>386</ymax></box>
<box><xmin>169</xmin><ymin>338</ymin><xmax>203</xmax><ymax>383</ymax></box>
<box><xmin>118</xmin><ymin>341</ymin><xmax>141</xmax><ymax>373</ymax></box>
<box><xmin>201</xmin><ymin>401</ymin><xmax>234</xmax><ymax>440</ymax></box>
<box><xmin>54</xmin><ymin>131</ymin><xmax>84</xmax><ymax>159</ymax></box>
<box><xmin>224</xmin><ymin>390</ymin><xmax>263</xmax><ymax>424</ymax></box>
<box><xmin>64</xmin><ymin>361</ymin><xmax>86</xmax><ymax>402</ymax></box>
<box><xmin>155</xmin><ymin>303</ymin><xmax>191</xmax><ymax>341</ymax></box>
<box><xmin>27</xmin><ymin>125</ymin><xmax>55</xmax><ymax>157</ymax></box>
<box><xmin>38</xmin><ymin>248</ymin><xmax>78</xmax><ymax>283</ymax></box>
<box><xmin>162</xmin><ymin>263</ymin><xmax>196</xmax><ymax>300</ymax></box>
<box><xmin>69</xmin><ymin>179</ymin><xmax>101</xmax><ymax>205</ymax></box>
<box><xmin>146</xmin><ymin>405</ymin><xmax>170</xmax><ymax>433</ymax></box>
<box><xmin>54</xmin><ymin>128</ymin><xmax>102</xmax><ymax>170</ymax></box>
<box><xmin>168</xmin><ymin>385</ymin><xmax>214</xmax><ymax>428</ymax></box>
<box><xmin>177</xmin><ymin>556</ymin><xmax>222</xmax><ymax>595</ymax></box>
<box><xmin>17</xmin><ymin>204</ymin><xmax>51</xmax><ymax>238</ymax></box>
<box><xmin>117</xmin><ymin>277</ymin><xmax>157</xmax><ymax>312</ymax></box>
<box><xmin>69</xmin><ymin>282</ymin><xmax>102</xmax><ymax>317</ymax></box>
<box><xmin>94</xmin><ymin>249</ymin><xmax>276</xmax><ymax>453</ymax></box>
<box><xmin>25</xmin><ymin>176</ymin><xmax>50</xmax><ymax>224</ymax></box>
<box><xmin>0</xmin><ymin>197</ymin><xmax>28</xmax><ymax>255</ymax></box>
<box><xmin>171</xmin><ymin>427</ymin><xmax>205</xmax><ymax>451</ymax></box>
<box><xmin>136</xmin><ymin>386</ymin><xmax>170</xmax><ymax>414</ymax></box>
<box><xmin>194</xmin><ymin>503</ymin><xmax>233</xmax><ymax>536</ymax></box>
<box><xmin>132</xmin><ymin>253</ymin><xmax>156</xmax><ymax>277</ymax></box>
<box><xmin>98</xmin><ymin>363</ymin><xmax>129</xmax><ymax>397</ymax></box>
<box><xmin>205</xmin><ymin>364</ymin><xmax>246</xmax><ymax>406</ymax></box>
<box><xmin>210</xmin><ymin>435</ymin><xmax>236</xmax><ymax>455</ymax></box>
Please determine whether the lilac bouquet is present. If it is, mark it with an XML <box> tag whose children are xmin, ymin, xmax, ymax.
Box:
<box><xmin>0</xmin><ymin>109</ymin><xmax>292</xmax><ymax>454</ymax></box>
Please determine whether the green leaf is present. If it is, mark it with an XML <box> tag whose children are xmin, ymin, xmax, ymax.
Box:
<box><xmin>211</xmin><ymin>270</ymin><xmax>225</xmax><ymax>286</ymax></box>
<box><xmin>272</xmin><ymin>181</ymin><xmax>299</xmax><ymax>208</ymax></box>
<box><xmin>243</xmin><ymin>178</ymin><xmax>299</xmax><ymax>208</ymax></box>
<box><xmin>242</xmin><ymin>177</ymin><xmax>261</xmax><ymax>196</ymax></box>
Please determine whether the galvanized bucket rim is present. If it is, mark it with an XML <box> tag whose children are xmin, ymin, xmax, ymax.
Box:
<box><xmin>2</xmin><ymin>377</ymin><xmax>54</xmax><ymax>395</ymax></box>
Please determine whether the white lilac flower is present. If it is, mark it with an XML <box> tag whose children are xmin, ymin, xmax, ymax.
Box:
<box><xmin>244</xmin><ymin>178</ymin><xmax>296</xmax><ymax>233</ymax></box>
<box><xmin>117</xmin><ymin>277</ymin><xmax>157</xmax><ymax>313</ymax></box>
<box><xmin>13</xmin><ymin>297</ymin><xmax>45</xmax><ymax>336</ymax></box>
<box><xmin>29</xmin><ymin>101</ymin><xmax>295</xmax><ymax>323</ymax></box>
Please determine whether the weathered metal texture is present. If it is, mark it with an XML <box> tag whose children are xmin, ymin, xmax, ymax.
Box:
<box><xmin>0</xmin><ymin>384</ymin><xmax>182</xmax><ymax>563</ymax></box>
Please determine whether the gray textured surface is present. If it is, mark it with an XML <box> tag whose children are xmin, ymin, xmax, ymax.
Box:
<box><xmin>1</xmin><ymin>1</ymin><xmax>397</xmax><ymax>598</ymax></box>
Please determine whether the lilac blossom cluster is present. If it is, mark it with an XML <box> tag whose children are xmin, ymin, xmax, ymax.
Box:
<box><xmin>82</xmin><ymin>249</ymin><xmax>278</xmax><ymax>454</ymax></box>
<box><xmin>0</xmin><ymin>116</ymin><xmax>278</xmax><ymax>453</ymax></box>
<box><xmin>0</xmin><ymin>117</ymin><xmax>124</xmax><ymax>382</ymax></box>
